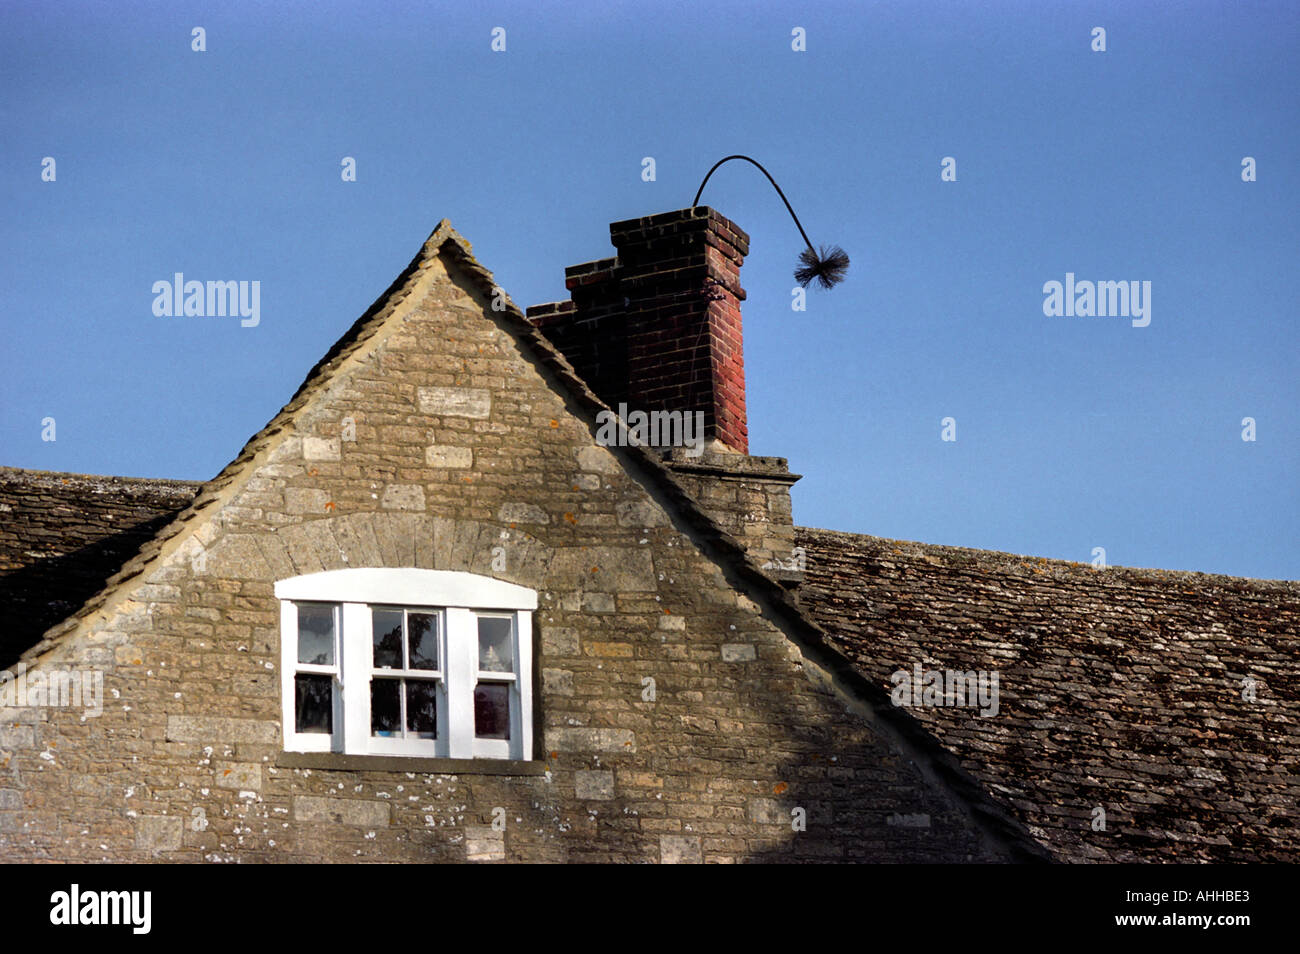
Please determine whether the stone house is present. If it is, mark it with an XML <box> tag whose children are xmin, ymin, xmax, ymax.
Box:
<box><xmin>0</xmin><ymin>207</ymin><xmax>1295</xmax><ymax>862</ymax></box>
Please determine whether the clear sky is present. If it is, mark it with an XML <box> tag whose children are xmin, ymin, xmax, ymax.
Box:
<box><xmin>2</xmin><ymin>1</ymin><xmax>1296</xmax><ymax>580</ymax></box>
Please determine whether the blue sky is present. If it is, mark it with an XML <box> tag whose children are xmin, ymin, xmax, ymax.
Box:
<box><xmin>2</xmin><ymin>1</ymin><xmax>1296</xmax><ymax>580</ymax></box>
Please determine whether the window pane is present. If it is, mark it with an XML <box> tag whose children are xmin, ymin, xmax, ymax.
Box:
<box><xmin>295</xmin><ymin>674</ymin><xmax>333</xmax><ymax>734</ymax></box>
<box><xmin>372</xmin><ymin>609</ymin><xmax>404</xmax><ymax>669</ymax></box>
<box><xmin>407</xmin><ymin>680</ymin><xmax>438</xmax><ymax>739</ymax></box>
<box><xmin>478</xmin><ymin>616</ymin><xmax>513</xmax><ymax>673</ymax></box>
<box><xmin>371</xmin><ymin>678</ymin><xmax>401</xmax><ymax>736</ymax></box>
<box><xmin>297</xmin><ymin>605</ymin><xmax>335</xmax><ymax>665</ymax></box>
<box><xmin>408</xmin><ymin>612</ymin><xmax>438</xmax><ymax>670</ymax></box>
<box><xmin>474</xmin><ymin>683</ymin><xmax>510</xmax><ymax>740</ymax></box>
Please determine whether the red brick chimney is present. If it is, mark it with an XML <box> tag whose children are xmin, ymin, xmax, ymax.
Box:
<box><xmin>527</xmin><ymin>207</ymin><xmax>749</xmax><ymax>453</ymax></box>
<box><xmin>528</xmin><ymin>207</ymin><xmax>805</xmax><ymax>588</ymax></box>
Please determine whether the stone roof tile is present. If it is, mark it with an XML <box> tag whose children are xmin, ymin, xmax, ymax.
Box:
<box><xmin>0</xmin><ymin>467</ymin><xmax>200</xmax><ymax>666</ymax></box>
<box><xmin>796</xmin><ymin>525</ymin><xmax>1300</xmax><ymax>862</ymax></box>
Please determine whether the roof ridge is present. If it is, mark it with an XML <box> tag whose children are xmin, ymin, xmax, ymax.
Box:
<box><xmin>0</xmin><ymin>466</ymin><xmax>204</xmax><ymax>488</ymax></box>
<box><xmin>796</xmin><ymin>525</ymin><xmax>1300</xmax><ymax>588</ymax></box>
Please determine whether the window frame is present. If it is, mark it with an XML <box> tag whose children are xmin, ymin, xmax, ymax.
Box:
<box><xmin>276</xmin><ymin>569</ymin><xmax>536</xmax><ymax>761</ymax></box>
<box><xmin>284</xmin><ymin>601</ymin><xmax>341</xmax><ymax>753</ymax></box>
<box><xmin>365</xmin><ymin>604</ymin><xmax>446</xmax><ymax>756</ymax></box>
<box><xmin>471</xmin><ymin>611</ymin><xmax>522</xmax><ymax>760</ymax></box>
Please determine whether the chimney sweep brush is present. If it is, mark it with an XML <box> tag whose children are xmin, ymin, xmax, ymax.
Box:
<box><xmin>691</xmin><ymin>154</ymin><xmax>849</xmax><ymax>290</ymax></box>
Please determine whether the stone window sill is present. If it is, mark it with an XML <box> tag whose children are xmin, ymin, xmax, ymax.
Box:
<box><xmin>277</xmin><ymin>751</ymin><xmax>548</xmax><ymax>775</ymax></box>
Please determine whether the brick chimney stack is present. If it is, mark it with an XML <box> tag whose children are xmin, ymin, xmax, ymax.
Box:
<box><xmin>527</xmin><ymin>207</ymin><xmax>749</xmax><ymax>453</ymax></box>
<box><xmin>527</xmin><ymin>207</ymin><xmax>804</xmax><ymax>587</ymax></box>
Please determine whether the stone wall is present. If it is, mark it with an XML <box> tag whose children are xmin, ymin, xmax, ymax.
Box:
<box><xmin>663</xmin><ymin>447</ymin><xmax>802</xmax><ymax>584</ymax></box>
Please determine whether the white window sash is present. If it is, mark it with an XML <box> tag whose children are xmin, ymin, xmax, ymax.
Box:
<box><xmin>468</xmin><ymin>612</ymin><xmax>531</xmax><ymax>761</ymax></box>
<box><xmin>365</xmin><ymin>605</ymin><xmax>448</xmax><ymax>758</ymax></box>
<box><xmin>281</xmin><ymin>601</ymin><xmax>338</xmax><ymax>753</ymax></box>
<box><xmin>278</xmin><ymin>571</ymin><xmax>534</xmax><ymax>761</ymax></box>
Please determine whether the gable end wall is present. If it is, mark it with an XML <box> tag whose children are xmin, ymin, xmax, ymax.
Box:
<box><xmin>0</xmin><ymin>252</ymin><xmax>1010</xmax><ymax>863</ymax></box>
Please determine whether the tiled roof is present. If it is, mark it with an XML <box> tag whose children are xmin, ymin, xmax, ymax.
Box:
<box><xmin>0</xmin><ymin>468</ymin><xmax>199</xmax><ymax>666</ymax></box>
<box><xmin>796</xmin><ymin>525</ymin><xmax>1300</xmax><ymax>862</ymax></box>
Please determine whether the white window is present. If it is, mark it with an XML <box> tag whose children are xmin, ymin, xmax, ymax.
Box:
<box><xmin>275</xmin><ymin>569</ymin><xmax>536</xmax><ymax>760</ymax></box>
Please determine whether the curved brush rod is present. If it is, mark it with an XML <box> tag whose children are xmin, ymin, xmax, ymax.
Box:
<box><xmin>691</xmin><ymin>154</ymin><xmax>849</xmax><ymax>289</ymax></box>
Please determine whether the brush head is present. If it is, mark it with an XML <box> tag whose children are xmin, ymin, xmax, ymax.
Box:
<box><xmin>794</xmin><ymin>245</ymin><xmax>850</xmax><ymax>289</ymax></box>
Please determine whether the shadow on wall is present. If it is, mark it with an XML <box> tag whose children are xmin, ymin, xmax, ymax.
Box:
<box><xmin>731</xmin><ymin>691</ymin><xmax>1029</xmax><ymax>863</ymax></box>
<box><xmin>535</xmin><ymin>616</ymin><xmax>1053</xmax><ymax>864</ymax></box>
